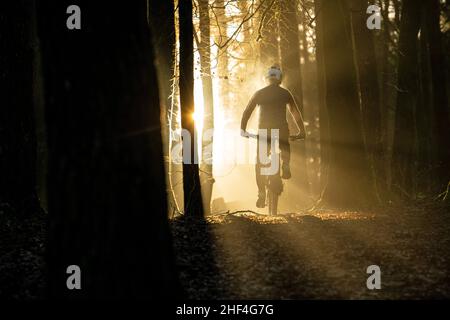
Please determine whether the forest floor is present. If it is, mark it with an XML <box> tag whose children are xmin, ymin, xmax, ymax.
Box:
<box><xmin>1</xmin><ymin>201</ymin><xmax>450</xmax><ymax>299</ymax></box>
<box><xmin>0</xmin><ymin>203</ymin><xmax>46</xmax><ymax>299</ymax></box>
<box><xmin>171</xmin><ymin>202</ymin><xmax>450</xmax><ymax>299</ymax></box>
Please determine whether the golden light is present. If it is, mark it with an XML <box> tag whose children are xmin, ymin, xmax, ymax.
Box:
<box><xmin>194</xmin><ymin>75</ymin><xmax>230</xmax><ymax>170</ymax></box>
<box><xmin>193</xmin><ymin>79</ymin><xmax>205</xmax><ymax>134</ymax></box>
<box><xmin>192</xmin><ymin>110</ymin><xmax>203</xmax><ymax>126</ymax></box>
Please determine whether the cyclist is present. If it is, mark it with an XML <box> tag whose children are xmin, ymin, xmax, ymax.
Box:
<box><xmin>240</xmin><ymin>65</ymin><xmax>306</xmax><ymax>208</ymax></box>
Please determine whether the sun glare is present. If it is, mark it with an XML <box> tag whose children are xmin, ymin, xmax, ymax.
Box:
<box><xmin>193</xmin><ymin>75</ymin><xmax>230</xmax><ymax>171</ymax></box>
<box><xmin>192</xmin><ymin>110</ymin><xmax>203</xmax><ymax>127</ymax></box>
<box><xmin>193</xmin><ymin>79</ymin><xmax>205</xmax><ymax>132</ymax></box>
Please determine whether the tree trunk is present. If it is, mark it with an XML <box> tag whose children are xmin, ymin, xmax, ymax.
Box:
<box><xmin>179</xmin><ymin>0</ymin><xmax>205</xmax><ymax>217</ymax></box>
<box><xmin>0</xmin><ymin>1</ymin><xmax>39</xmax><ymax>215</ymax></box>
<box><xmin>148</xmin><ymin>0</ymin><xmax>175</xmax><ymax>115</ymax></box>
<box><xmin>37</xmin><ymin>0</ymin><xmax>180</xmax><ymax>298</ymax></box>
<box><xmin>279</xmin><ymin>0</ymin><xmax>310</xmax><ymax>197</ymax></box>
<box><xmin>321</xmin><ymin>0</ymin><xmax>375</xmax><ymax>208</ymax></box>
<box><xmin>416</xmin><ymin>18</ymin><xmax>433</xmax><ymax>193</ymax></box>
<box><xmin>299</xmin><ymin>4</ymin><xmax>310</xmax><ymax>66</ymax></box>
<box><xmin>238</xmin><ymin>0</ymin><xmax>252</xmax><ymax>60</ymax></box>
<box><xmin>392</xmin><ymin>0</ymin><xmax>421</xmax><ymax>197</ymax></box>
<box><xmin>348</xmin><ymin>0</ymin><xmax>384</xmax><ymax>201</ymax></box>
<box><xmin>393</xmin><ymin>0</ymin><xmax>401</xmax><ymax>27</ymax></box>
<box><xmin>423</xmin><ymin>0</ymin><xmax>450</xmax><ymax>188</ymax></box>
<box><xmin>215</xmin><ymin>0</ymin><xmax>230</xmax><ymax>109</ymax></box>
<box><xmin>199</xmin><ymin>0</ymin><xmax>215</xmax><ymax>215</ymax></box>
<box><xmin>379</xmin><ymin>0</ymin><xmax>390</xmax><ymax>188</ymax></box>
<box><xmin>148</xmin><ymin>0</ymin><xmax>177</xmax><ymax>213</ymax></box>
<box><xmin>314</xmin><ymin>0</ymin><xmax>330</xmax><ymax>194</ymax></box>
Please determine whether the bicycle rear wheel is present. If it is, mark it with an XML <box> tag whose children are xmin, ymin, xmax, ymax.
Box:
<box><xmin>267</xmin><ymin>173</ymin><xmax>282</xmax><ymax>215</ymax></box>
<box><xmin>267</xmin><ymin>190</ymin><xmax>279</xmax><ymax>215</ymax></box>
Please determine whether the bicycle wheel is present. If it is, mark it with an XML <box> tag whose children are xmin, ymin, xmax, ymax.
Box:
<box><xmin>267</xmin><ymin>189</ymin><xmax>279</xmax><ymax>215</ymax></box>
<box><xmin>267</xmin><ymin>175</ymin><xmax>282</xmax><ymax>215</ymax></box>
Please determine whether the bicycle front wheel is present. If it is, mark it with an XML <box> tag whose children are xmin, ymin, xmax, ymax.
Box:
<box><xmin>267</xmin><ymin>189</ymin><xmax>279</xmax><ymax>216</ymax></box>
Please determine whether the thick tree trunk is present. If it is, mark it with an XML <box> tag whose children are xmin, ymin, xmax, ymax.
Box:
<box><xmin>199</xmin><ymin>0</ymin><xmax>215</xmax><ymax>215</ymax></box>
<box><xmin>279</xmin><ymin>0</ymin><xmax>310</xmax><ymax>197</ymax></box>
<box><xmin>348</xmin><ymin>0</ymin><xmax>384</xmax><ymax>201</ymax></box>
<box><xmin>179</xmin><ymin>0</ymin><xmax>205</xmax><ymax>217</ymax></box>
<box><xmin>0</xmin><ymin>1</ymin><xmax>39</xmax><ymax>215</ymax></box>
<box><xmin>321</xmin><ymin>0</ymin><xmax>375</xmax><ymax>208</ymax></box>
<box><xmin>37</xmin><ymin>1</ymin><xmax>180</xmax><ymax>298</ymax></box>
<box><xmin>148</xmin><ymin>0</ymin><xmax>175</xmax><ymax>115</ymax></box>
<box><xmin>392</xmin><ymin>0</ymin><xmax>421</xmax><ymax>197</ymax></box>
<box><xmin>423</xmin><ymin>0</ymin><xmax>450</xmax><ymax>188</ymax></box>
<box><xmin>148</xmin><ymin>0</ymin><xmax>177</xmax><ymax>212</ymax></box>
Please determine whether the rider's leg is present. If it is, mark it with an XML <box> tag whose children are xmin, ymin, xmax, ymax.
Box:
<box><xmin>280</xmin><ymin>128</ymin><xmax>291</xmax><ymax>179</ymax></box>
<box><xmin>255</xmin><ymin>166</ymin><xmax>266</xmax><ymax>208</ymax></box>
<box><xmin>255</xmin><ymin>134</ymin><xmax>267</xmax><ymax>208</ymax></box>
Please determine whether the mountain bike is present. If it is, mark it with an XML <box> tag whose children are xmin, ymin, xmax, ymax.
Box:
<box><xmin>244</xmin><ymin>131</ymin><xmax>304</xmax><ymax>215</ymax></box>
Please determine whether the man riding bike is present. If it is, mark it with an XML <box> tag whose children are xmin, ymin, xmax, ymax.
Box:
<box><xmin>240</xmin><ymin>65</ymin><xmax>306</xmax><ymax>208</ymax></box>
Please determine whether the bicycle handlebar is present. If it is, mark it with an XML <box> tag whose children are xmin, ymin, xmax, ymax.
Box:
<box><xmin>244</xmin><ymin>132</ymin><xmax>305</xmax><ymax>141</ymax></box>
<box><xmin>289</xmin><ymin>135</ymin><xmax>305</xmax><ymax>141</ymax></box>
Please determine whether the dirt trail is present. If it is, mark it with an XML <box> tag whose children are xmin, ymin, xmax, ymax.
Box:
<box><xmin>171</xmin><ymin>204</ymin><xmax>450</xmax><ymax>299</ymax></box>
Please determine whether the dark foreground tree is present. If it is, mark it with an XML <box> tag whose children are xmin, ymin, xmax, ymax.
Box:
<box><xmin>148</xmin><ymin>0</ymin><xmax>178</xmax><ymax>213</ymax></box>
<box><xmin>37</xmin><ymin>1</ymin><xmax>180</xmax><ymax>298</ymax></box>
<box><xmin>179</xmin><ymin>0</ymin><xmax>204</xmax><ymax>217</ymax></box>
<box><xmin>148</xmin><ymin>0</ymin><xmax>176</xmax><ymax>113</ymax></box>
<box><xmin>321</xmin><ymin>0</ymin><xmax>375</xmax><ymax>208</ymax></box>
<box><xmin>392</xmin><ymin>0</ymin><xmax>422</xmax><ymax>197</ymax></box>
<box><xmin>0</xmin><ymin>1</ymin><xmax>39</xmax><ymax>215</ymax></box>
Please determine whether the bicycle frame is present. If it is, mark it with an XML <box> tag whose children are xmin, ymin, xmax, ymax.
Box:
<box><xmin>244</xmin><ymin>131</ymin><xmax>304</xmax><ymax>215</ymax></box>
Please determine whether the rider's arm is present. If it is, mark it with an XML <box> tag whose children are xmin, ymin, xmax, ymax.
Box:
<box><xmin>287</xmin><ymin>93</ymin><xmax>306</xmax><ymax>136</ymax></box>
<box><xmin>240</xmin><ymin>93</ymin><xmax>258</xmax><ymax>132</ymax></box>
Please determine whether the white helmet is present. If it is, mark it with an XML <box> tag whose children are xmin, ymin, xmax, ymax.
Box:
<box><xmin>266</xmin><ymin>65</ymin><xmax>282</xmax><ymax>82</ymax></box>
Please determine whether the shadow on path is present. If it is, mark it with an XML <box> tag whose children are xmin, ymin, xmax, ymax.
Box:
<box><xmin>171</xmin><ymin>205</ymin><xmax>450</xmax><ymax>299</ymax></box>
